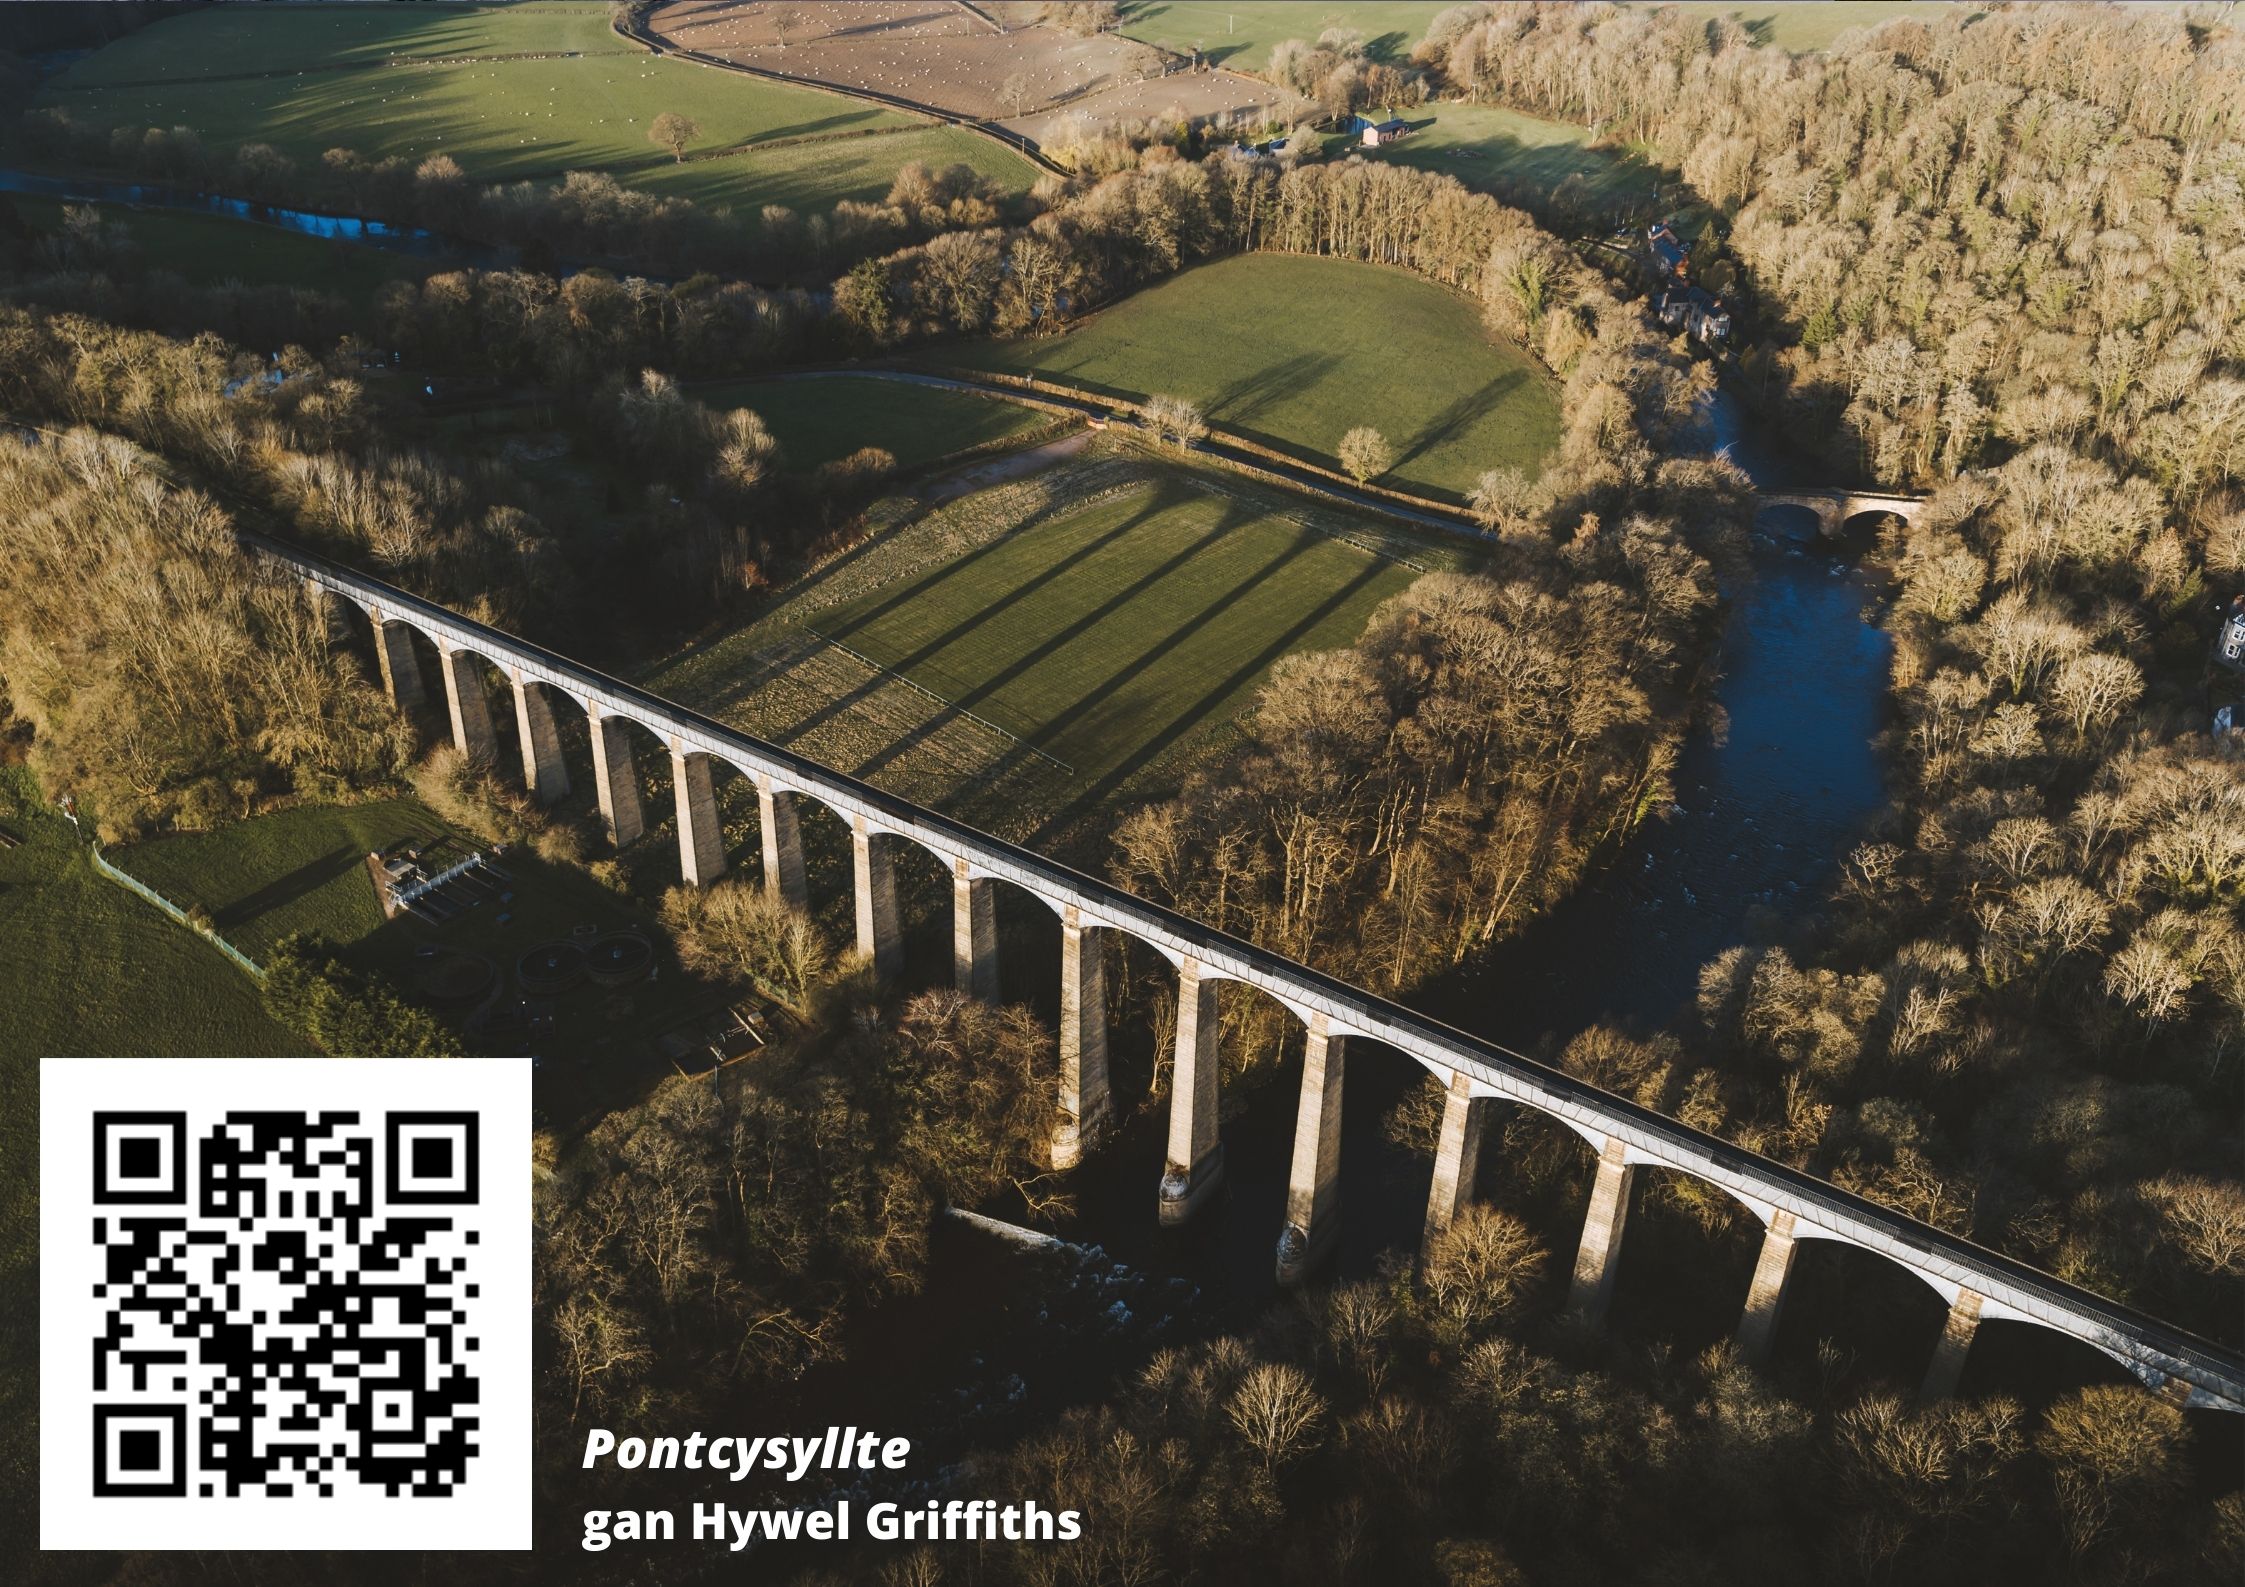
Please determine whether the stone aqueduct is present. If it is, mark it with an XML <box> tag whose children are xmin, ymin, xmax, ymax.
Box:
<box><xmin>260</xmin><ymin>530</ymin><xmax>2245</xmax><ymax>1415</ymax></box>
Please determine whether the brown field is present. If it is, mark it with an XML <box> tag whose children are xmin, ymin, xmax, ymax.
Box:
<box><xmin>649</xmin><ymin>0</ymin><xmax>1301</xmax><ymax>135</ymax></box>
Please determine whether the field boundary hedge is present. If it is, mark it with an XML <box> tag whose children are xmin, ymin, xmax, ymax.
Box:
<box><xmin>908</xmin><ymin>362</ymin><xmax>1488</xmax><ymax>523</ymax></box>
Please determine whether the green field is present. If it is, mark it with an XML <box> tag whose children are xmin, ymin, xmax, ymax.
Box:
<box><xmin>0</xmin><ymin>777</ymin><xmax>297</xmax><ymax>1063</ymax></box>
<box><xmin>1118</xmin><ymin>2</ymin><xmax>1449</xmax><ymax>72</ymax></box>
<box><xmin>689</xmin><ymin>374</ymin><xmax>1054</xmax><ymax>473</ymax></box>
<box><xmin>117</xmin><ymin>799</ymin><xmax>440</xmax><ymax>963</ymax></box>
<box><xmin>10</xmin><ymin>194</ymin><xmax>432</xmax><ymax>303</ymax></box>
<box><xmin>1649</xmin><ymin>2</ymin><xmax>1968</xmax><ymax>52</ymax></box>
<box><xmin>1118</xmin><ymin>2</ymin><xmax>1964</xmax><ymax>67</ymax></box>
<box><xmin>39</xmin><ymin>2</ymin><xmax>1039</xmax><ymax>213</ymax></box>
<box><xmin>807</xmin><ymin>469</ymin><xmax>1419</xmax><ymax>799</ymax></box>
<box><xmin>946</xmin><ymin>254</ymin><xmax>1559</xmax><ymax>501</ymax></box>
<box><xmin>1344</xmin><ymin>102</ymin><xmax>1676</xmax><ymax>225</ymax></box>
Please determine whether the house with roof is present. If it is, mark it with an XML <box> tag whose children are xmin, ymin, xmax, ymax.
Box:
<box><xmin>1349</xmin><ymin>112</ymin><xmax>1412</xmax><ymax>147</ymax></box>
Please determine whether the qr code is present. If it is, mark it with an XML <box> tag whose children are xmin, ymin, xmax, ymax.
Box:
<box><xmin>42</xmin><ymin>1058</ymin><xmax>532</xmax><ymax>1553</ymax></box>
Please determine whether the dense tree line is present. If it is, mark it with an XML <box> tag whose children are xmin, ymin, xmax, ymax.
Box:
<box><xmin>902</xmin><ymin>1243</ymin><xmax>2239</xmax><ymax>1585</ymax></box>
<box><xmin>1387</xmin><ymin>1</ymin><xmax>2245</xmax><ymax>1342</ymax></box>
<box><xmin>0</xmin><ymin>421</ymin><xmax>411</xmax><ymax>837</ymax></box>
<box><xmin>536</xmin><ymin>950</ymin><xmax>1062</xmax><ymax>1425</ymax></box>
<box><xmin>16</xmin><ymin>105</ymin><xmax>1019</xmax><ymax>281</ymax></box>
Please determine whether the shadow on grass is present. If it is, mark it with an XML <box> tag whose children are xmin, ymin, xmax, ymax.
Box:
<box><xmin>1391</xmin><ymin>371</ymin><xmax>1526</xmax><ymax>476</ymax></box>
<box><xmin>1031</xmin><ymin>547</ymin><xmax>1394</xmax><ymax>841</ymax></box>
<box><xmin>788</xmin><ymin>485</ymin><xmax>1180</xmax><ymax>747</ymax></box>
<box><xmin>212</xmin><ymin>845</ymin><xmax>370</xmax><ymax>932</ymax></box>
<box><xmin>851</xmin><ymin>492</ymin><xmax>1273</xmax><ymax>781</ymax></box>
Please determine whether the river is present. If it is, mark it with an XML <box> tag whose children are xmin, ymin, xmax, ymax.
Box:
<box><xmin>731</xmin><ymin>388</ymin><xmax>1905</xmax><ymax>1538</ymax></box>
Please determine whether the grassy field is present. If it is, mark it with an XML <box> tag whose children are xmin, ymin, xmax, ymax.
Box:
<box><xmin>39</xmin><ymin>2</ymin><xmax>1039</xmax><ymax>213</ymax></box>
<box><xmin>644</xmin><ymin>443</ymin><xmax>1464</xmax><ymax>839</ymax></box>
<box><xmin>1343</xmin><ymin>103</ymin><xmax>1673</xmax><ymax>222</ymax></box>
<box><xmin>10</xmin><ymin>194</ymin><xmax>433</xmax><ymax>303</ymax></box>
<box><xmin>945</xmin><ymin>254</ymin><xmax>1559</xmax><ymax>501</ymax></box>
<box><xmin>0</xmin><ymin>774</ymin><xmax>298</xmax><ymax>1062</ymax></box>
<box><xmin>806</xmin><ymin>468</ymin><xmax>1419</xmax><ymax>801</ymax></box>
<box><xmin>117</xmin><ymin>799</ymin><xmax>440</xmax><ymax>963</ymax></box>
<box><xmin>1116</xmin><ymin>2</ymin><xmax>1963</xmax><ymax>67</ymax></box>
<box><xmin>1117</xmin><ymin>2</ymin><xmax>1449</xmax><ymax>72</ymax></box>
<box><xmin>1652</xmin><ymin>2</ymin><xmax>1968</xmax><ymax>52</ymax></box>
<box><xmin>689</xmin><ymin>374</ymin><xmax>1053</xmax><ymax>472</ymax></box>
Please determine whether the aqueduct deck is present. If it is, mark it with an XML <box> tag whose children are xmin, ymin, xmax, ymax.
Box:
<box><xmin>259</xmin><ymin>528</ymin><xmax>2245</xmax><ymax>1415</ymax></box>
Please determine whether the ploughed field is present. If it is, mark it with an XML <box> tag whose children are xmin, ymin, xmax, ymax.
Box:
<box><xmin>652</xmin><ymin>0</ymin><xmax>1303</xmax><ymax>138</ymax></box>
<box><xmin>646</xmin><ymin>445</ymin><xmax>1463</xmax><ymax>842</ymax></box>
<box><xmin>944</xmin><ymin>254</ymin><xmax>1561</xmax><ymax>502</ymax></box>
<box><xmin>37</xmin><ymin>1</ymin><xmax>1037</xmax><ymax>213</ymax></box>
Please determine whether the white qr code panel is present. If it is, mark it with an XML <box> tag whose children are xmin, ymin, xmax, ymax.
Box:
<box><xmin>41</xmin><ymin>1058</ymin><xmax>532</xmax><ymax>1552</ymax></box>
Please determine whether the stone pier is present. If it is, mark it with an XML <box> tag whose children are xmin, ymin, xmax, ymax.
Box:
<box><xmin>437</xmin><ymin>646</ymin><xmax>496</xmax><ymax>764</ymax></box>
<box><xmin>1735</xmin><ymin>1210</ymin><xmax>1800</xmax><ymax>1364</ymax></box>
<box><xmin>512</xmin><ymin>676</ymin><xmax>570</xmax><ymax>803</ymax></box>
<box><xmin>306</xmin><ymin>578</ymin><xmax>346</xmax><ymax>642</ymax></box>
<box><xmin>671</xmin><ymin>747</ymin><xmax>725</xmax><ymax>885</ymax></box>
<box><xmin>588</xmin><ymin>708</ymin><xmax>644</xmax><ymax>849</ymax></box>
<box><xmin>853</xmin><ymin>817</ymin><xmax>902</xmax><ymax>983</ymax></box>
<box><xmin>1565</xmin><ymin>1138</ymin><xmax>1637</xmax><ymax>1325</ymax></box>
<box><xmin>1919</xmin><ymin>1289</ymin><xmax>1984</xmax><ymax>1402</ymax></box>
<box><xmin>1159</xmin><ymin>957</ymin><xmax>1223</xmax><ymax>1224</ymax></box>
<box><xmin>1276</xmin><ymin>1017</ymin><xmax>1346</xmax><ymax>1286</ymax></box>
<box><xmin>1050</xmin><ymin>909</ymin><xmax>1111</xmax><ymax>1170</ymax></box>
<box><xmin>757</xmin><ymin>780</ymin><xmax>807</xmax><ymax>910</ymax></box>
<box><xmin>953</xmin><ymin>862</ymin><xmax>998</xmax><ymax>1000</ymax></box>
<box><xmin>373</xmin><ymin>616</ymin><xmax>426</xmax><ymax>709</ymax></box>
<box><xmin>1421</xmin><ymin>1069</ymin><xmax>1484</xmax><ymax>1260</ymax></box>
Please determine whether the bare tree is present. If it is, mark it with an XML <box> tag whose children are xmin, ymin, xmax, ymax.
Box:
<box><xmin>1142</xmin><ymin>393</ymin><xmax>1207</xmax><ymax>449</ymax></box>
<box><xmin>1338</xmin><ymin>425</ymin><xmax>1391</xmax><ymax>484</ymax></box>
<box><xmin>647</xmin><ymin>111</ymin><xmax>700</xmax><ymax>163</ymax></box>
<box><xmin>1225</xmin><ymin>1361</ymin><xmax>1326</xmax><ymax>1474</ymax></box>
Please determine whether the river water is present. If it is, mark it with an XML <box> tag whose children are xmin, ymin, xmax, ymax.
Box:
<box><xmin>747</xmin><ymin>389</ymin><xmax>1904</xmax><ymax>1513</ymax></box>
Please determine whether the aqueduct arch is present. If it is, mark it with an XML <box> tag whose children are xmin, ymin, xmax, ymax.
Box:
<box><xmin>273</xmin><ymin>537</ymin><xmax>2245</xmax><ymax>1416</ymax></box>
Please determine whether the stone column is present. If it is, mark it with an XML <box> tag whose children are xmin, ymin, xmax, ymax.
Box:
<box><xmin>306</xmin><ymin>578</ymin><xmax>345</xmax><ymax>642</ymax></box>
<box><xmin>372</xmin><ymin>616</ymin><xmax>426</xmax><ymax>708</ymax></box>
<box><xmin>1564</xmin><ymin>1137</ymin><xmax>1638</xmax><ymax>1325</ymax></box>
<box><xmin>1276</xmin><ymin>1016</ymin><xmax>1346</xmax><ymax>1286</ymax></box>
<box><xmin>757</xmin><ymin>779</ymin><xmax>807</xmax><ymax>911</ymax></box>
<box><xmin>1421</xmin><ymin>1068</ymin><xmax>1484</xmax><ymax>1261</ymax></box>
<box><xmin>671</xmin><ymin>746</ymin><xmax>725</xmax><ymax>886</ymax></box>
<box><xmin>588</xmin><ymin>708</ymin><xmax>644</xmax><ymax>849</ymax></box>
<box><xmin>852</xmin><ymin>816</ymin><xmax>902</xmax><ymax>983</ymax></box>
<box><xmin>1158</xmin><ymin>957</ymin><xmax>1223</xmax><ymax>1225</ymax></box>
<box><xmin>1918</xmin><ymin>1289</ymin><xmax>1984</xmax><ymax>1403</ymax></box>
<box><xmin>437</xmin><ymin>646</ymin><xmax>497</xmax><ymax>764</ymax></box>
<box><xmin>953</xmin><ymin>861</ymin><xmax>999</xmax><ymax>1000</ymax></box>
<box><xmin>512</xmin><ymin>675</ymin><xmax>571</xmax><ymax>803</ymax></box>
<box><xmin>1735</xmin><ymin>1209</ymin><xmax>1799</xmax><ymax>1364</ymax></box>
<box><xmin>1050</xmin><ymin>908</ymin><xmax>1110</xmax><ymax>1170</ymax></box>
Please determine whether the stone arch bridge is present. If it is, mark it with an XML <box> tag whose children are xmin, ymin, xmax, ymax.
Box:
<box><xmin>1756</xmin><ymin>488</ymin><xmax>1927</xmax><ymax>535</ymax></box>
<box><xmin>261</xmin><ymin>531</ymin><xmax>2243</xmax><ymax>1415</ymax></box>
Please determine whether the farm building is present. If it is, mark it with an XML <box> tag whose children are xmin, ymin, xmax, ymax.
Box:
<box><xmin>1350</xmin><ymin>113</ymin><xmax>1412</xmax><ymax>147</ymax></box>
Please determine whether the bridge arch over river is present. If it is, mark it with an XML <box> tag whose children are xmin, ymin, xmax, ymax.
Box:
<box><xmin>1756</xmin><ymin>487</ymin><xmax>1926</xmax><ymax>535</ymax></box>
<box><xmin>269</xmin><ymin>532</ymin><xmax>2244</xmax><ymax>1415</ymax></box>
